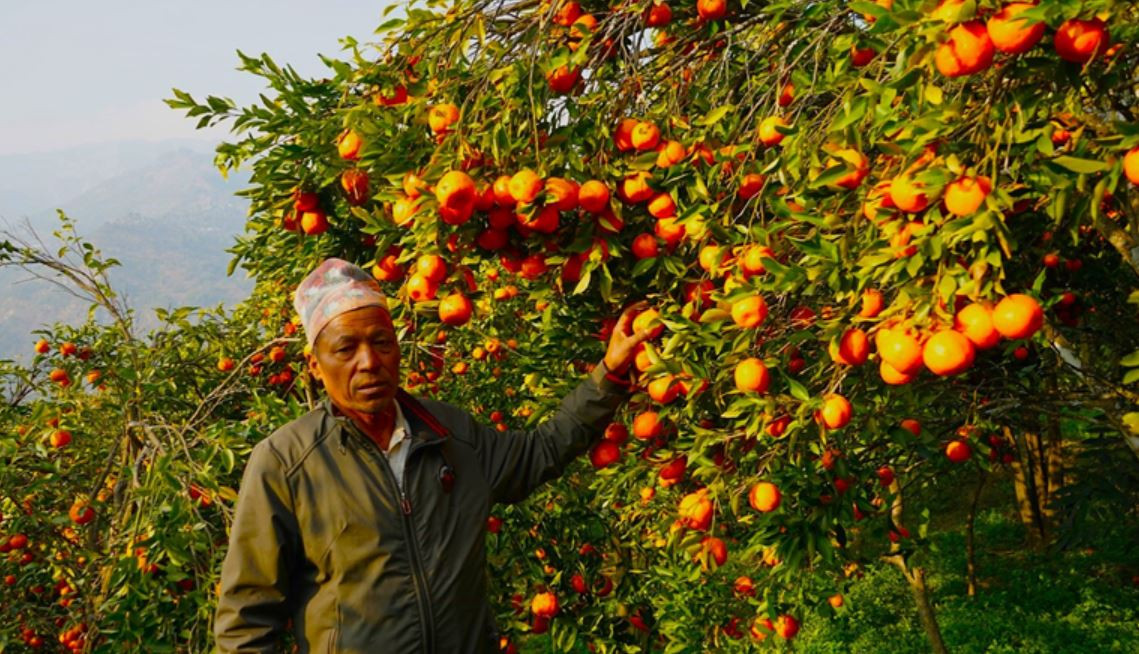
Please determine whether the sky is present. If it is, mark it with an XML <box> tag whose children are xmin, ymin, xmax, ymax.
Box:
<box><xmin>0</xmin><ymin>1</ymin><xmax>395</xmax><ymax>155</ymax></box>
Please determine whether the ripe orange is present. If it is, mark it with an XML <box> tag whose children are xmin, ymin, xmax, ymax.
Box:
<box><xmin>656</xmin><ymin>140</ymin><xmax>686</xmax><ymax>167</ymax></box>
<box><xmin>647</xmin><ymin>192</ymin><xmax>676</xmax><ymax>219</ymax></box>
<box><xmin>828</xmin><ymin>594</ymin><xmax>845</xmax><ymax>608</ymax></box>
<box><xmin>876</xmin><ymin>328</ymin><xmax>924</xmax><ymax>374</ymax></box>
<box><xmin>341</xmin><ymin>169</ymin><xmax>370</xmax><ymax>206</ymax></box>
<box><xmin>738</xmin><ymin>173</ymin><xmax>766</xmax><ymax>199</ymax></box>
<box><xmin>614</xmin><ymin>118</ymin><xmax>639</xmax><ymax>151</ymax></box>
<box><xmin>699</xmin><ymin>244</ymin><xmax>729</xmax><ymax>274</ymax></box>
<box><xmin>632</xmin><ymin>233</ymin><xmax>659</xmax><ymax>259</ymax></box>
<box><xmin>589</xmin><ymin>440</ymin><xmax>621</xmax><ymax>468</ymax></box>
<box><xmin>34</xmin><ymin>339</ymin><xmax>50</xmax><ymax>354</ymax></box>
<box><xmin>509</xmin><ymin>169</ymin><xmax>544</xmax><ymax>204</ymax></box>
<box><xmin>300</xmin><ymin>210</ymin><xmax>328</xmax><ymax>235</ymax></box>
<box><xmin>700</xmin><ymin>536</ymin><xmax>728</xmax><ymax>566</ymax></box>
<box><xmin>545</xmin><ymin>177</ymin><xmax>579</xmax><ymax>211</ymax></box>
<box><xmin>731</xmin><ymin>295</ymin><xmax>768</xmax><ymax>329</ymax></box>
<box><xmin>416</xmin><ymin>254</ymin><xmax>447</xmax><ymax>283</ymax></box>
<box><xmin>880</xmin><ymin>360</ymin><xmax>916</xmax><ymax>385</ymax></box>
<box><xmin>519</xmin><ymin>254</ymin><xmax>548</xmax><ymax>280</ymax></box>
<box><xmin>748</xmin><ymin>482</ymin><xmax>781</xmax><ymax>512</ymax></box>
<box><xmin>546</xmin><ymin>65</ymin><xmax>580</xmax><ymax>93</ymax></box>
<box><xmin>834</xmin><ymin>328</ymin><xmax>870</xmax><ymax>366</ymax></box>
<box><xmin>946</xmin><ymin>440</ymin><xmax>972</xmax><ymax>463</ymax></box>
<box><xmin>435</xmin><ymin>170</ymin><xmax>476</xmax><ymax>225</ymax></box>
<box><xmin>987</xmin><ymin>3</ymin><xmax>1045</xmax><ymax>54</ymax></box>
<box><xmin>632</xmin><ymin>308</ymin><xmax>665</xmax><ymax>339</ymax></box>
<box><xmin>738</xmin><ymin>245</ymin><xmax>775</xmax><ymax>277</ymax></box>
<box><xmin>1054</xmin><ymin>18</ymin><xmax>1109</xmax><ymax>64</ymax></box>
<box><xmin>374</xmin><ymin>84</ymin><xmax>408</xmax><ymax>106</ymax></box>
<box><xmin>645</xmin><ymin>2</ymin><xmax>672</xmax><ymax>27</ymax></box>
<box><xmin>654</xmin><ymin>218</ymin><xmax>686</xmax><ymax>246</ymax></box>
<box><xmin>888</xmin><ymin>176</ymin><xmax>931</xmax><ymax>213</ymax></box>
<box><xmin>69</xmin><ymin>502</ymin><xmax>95</xmax><ymax>525</ymax></box>
<box><xmin>531</xmin><ymin>592</ymin><xmax>559</xmax><ymax>618</ymax></box>
<box><xmin>406</xmin><ymin>273</ymin><xmax>439</xmax><ymax>302</ymax></box>
<box><xmin>403</xmin><ymin>172</ymin><xmax>426</xmax><ymax>199</ymax></box>
<box><xmin>1123</xmin><ymin>147</ymin><xmax>1139</xmax><ymax>185</ymax></box>
<box><xmin>632</xmin><ymin>410</ymin><xmax>663</xmax><ymax>440</ymax></box>
<box><xmin>734</xmin><ymin>358</ymin><xmax>771</xmax><ymax>393</ymax></box>
<box><xmin>778</xmin><ymin>82</ymin><xmax>795</xmax><ymax>107</ymax></box>
<box><xmin>569</xmin><ymin>12</ymin><xmax>598</xmax><ymax>42</ymax></box>
<box><xmin>851</xmin><ymin>45</ymin><xmax>876</xmax><ymax>67</ymax></box>
<box><xmin>392</xmin><ymin>196</ymin><xmax>419</xmax><ymax>227</ymax></box>
<box><xmin>900</xmin><ymin>418</ymin><xmax>922</xmax><ymax>436</ymax></box>
<box><xmin>860</xmin><ymin>289</ymin><xmax>884</xmax><ymax>318</ymax></box>
<box><xmin>922</xmin><ymin>329</ymin><xmax>976</xmax><ymax>376</ymax></box>
<box><xmin>60</xmin><ymin>341</ymin><xmax>77</xmax><ymax>357</ymax></box>
<box><xmin>621</xmin><ymin>171</ymin><xmax>654</xmax><ymax>203</ymax></box>
<box><xmin>819</xmin><ymin>394</ymin><xmax>852</xmax><ymax>429</ymax></box>
<box><xmin>774</xmin><ymin>615</ymin><xmax>800</xmax><ymax>640</ymax></box>
<box><xmin>517</xmin><ymin>205</ymin><xmax>560</xmax><ymax>234</ymax></box>
<box><xmin>648</xmin><ymin>375</ymin><xmax>681</xmax><ymax>404</ymax></box>
<box><xmin>337</xmin><ymin>129</ymin><xmax>362</xmax><ymax>160</ymax></box>
<box><xmin>943</xmin><ymin>176</ymin><xmax>991</xmax><ymax>216</ymax></box>
<box><xmin>954</xmin><ymin>303</ymin><xmax>1000</xmax><ymax>349</ymax></box>
<box><xmin>758</xmin><ymin>116</ymin><xmax>788</xmax><ymax>147</ymax></box>
<box><xmin>217</xmin><ymin>357</ymin><xmax>235</xmax><ymax>372</ymax></box>
<box><xmin>696</xmin><ymin>0</ymin><xmax>727</xmax><ymax>21</ymax></box>
<box><xmin>438</xmin><ymin>292</ymin><xmax>473</xmax><ymax>326</ymax></box>
<box><xmin>827</xmin><ymin>149</ymin><xmax>870</xmax><ymax>189</ymax></box>
<box><xmin>578</xmin><ymin>180</ymin><xmax>610</xmax><ymax>213</ymax></box>
<box><xmin>935</xmin><ymin>21</ymin><xmax>994</xmax><ymax>77</ymax></box>
<box><xmin>50</xmin><ymin>430</ymin><xmax>72</xmax><ymax>448</ymax></box>
<box><xmin>553</xmin><ymin>0</ymin><xmax>582</xmax><ymax>26</ymax></box>
<box><xmin>631</xmin><ymin>121</ymin><xmax>661</xmax><ymax>150</ymax></box>
<box><xmin>604</xmin><ymin>422</ymin><xmax>629</xmax><ymax>444</ymax></box>
<box><xmin>678</xmin><ymin>488</ymin><xmax>713</xmax><ymax>530</ymax></box>
<box><xmin>428</xmin><ymin>103</ymin><xmax>460</xmax><ymax>134</ymax></box>
<box><xmin>991</xmin><ymin>294</ymin><xmax>1043</xmax><ymax>339</ymax></box>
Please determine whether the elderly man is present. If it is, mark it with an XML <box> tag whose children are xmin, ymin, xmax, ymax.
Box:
<box><xmin>215</xmin><ymin>258</ymin><xmax>649</xmax><ymax>653</ymax></box>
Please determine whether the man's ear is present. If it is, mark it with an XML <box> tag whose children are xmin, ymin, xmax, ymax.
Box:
<box><xmin>305</xmin><ymin>351</ymin><xmax>323</xmax><ymax>384</ymax></box>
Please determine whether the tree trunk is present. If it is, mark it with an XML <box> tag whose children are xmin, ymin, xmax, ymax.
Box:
<box><xmin>966</xmin><ymin>470</ymin><xmax>986</xmax><ymax>598</ymax></box>
<box><xmin>884</xmin><ymin>480</ymin><xmax>950</xmax><ymax>653</ymax></box>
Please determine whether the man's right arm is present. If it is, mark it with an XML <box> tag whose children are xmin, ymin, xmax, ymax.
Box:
<box><xmin>214</xmin><ymin>440</ymin><xmax>300</xmax><ymax>653</ymax></box>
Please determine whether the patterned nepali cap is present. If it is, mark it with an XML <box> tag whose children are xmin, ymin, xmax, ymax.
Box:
<box><xmin>294</xmin><ymin>258</ymin><xmax>390</xmax><ymax>348</ymax></box>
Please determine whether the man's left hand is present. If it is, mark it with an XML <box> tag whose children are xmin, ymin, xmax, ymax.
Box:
<box><xmin>603</xmin><ymin>301</ymin><xmax>653</xmax><ymax>375</ymax></box>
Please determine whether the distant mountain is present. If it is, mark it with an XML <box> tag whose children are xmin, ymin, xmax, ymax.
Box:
<box><xmin>0</xmin><ymin>141</ymin><xmax>255</xmax><ymax>363</ymax></box>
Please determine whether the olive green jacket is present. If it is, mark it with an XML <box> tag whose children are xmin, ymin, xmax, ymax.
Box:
<box><xmin>214</xmin><ymin>363</ymin><xmax>628</xmax><ymax>654</ymax></box>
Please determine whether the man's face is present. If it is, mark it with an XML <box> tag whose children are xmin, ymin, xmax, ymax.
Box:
<box><xmin>306</xmin><ymin>306</ymin><xmax>401</xmax><ymax>414</ymax></box>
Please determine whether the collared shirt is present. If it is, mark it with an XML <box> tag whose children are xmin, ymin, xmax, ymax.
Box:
<box><xmin>385</xmin><ymin>399</ymin><xmax>412</xmax><ymax>492</ymax></box>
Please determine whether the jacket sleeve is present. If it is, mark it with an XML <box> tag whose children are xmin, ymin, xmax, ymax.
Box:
<box><xmin>214</xmin><ymin>440</ymin><xmax>301</xmax><ymax>653</ymax></box>
<box><xmin>470</xmin><ymin>361</ymin><xmax>630</xmax><ymax>504</ymax></box>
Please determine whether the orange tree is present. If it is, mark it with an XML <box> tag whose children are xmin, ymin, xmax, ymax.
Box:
<box><xmin>3</xmin><ymin>0</ymin><xmax>1139</xmax><ymax>651</ymax></box>
<box><xmin>162</xmin><ymin>0</ymin><xmax>1139</xmax><ymax>650</ymax></box>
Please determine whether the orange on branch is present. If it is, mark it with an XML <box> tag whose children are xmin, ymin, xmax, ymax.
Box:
<box><xmin>748</xmin><ymin>482</ymin><xmax>781</xmax><ymax>512</ymax></box>
<box><xmin>508</xmin><ymin>169</ymin><xmax>544</xmax><ymax>204</ymax></box>
<box><xmin>731</xmin><ymin>295</ymin><xmax>768</xmax><ymax>329</ymax></box>
<box><xmin>944</xmin><ymin>175</ymin><xmax>991</xmax><ymax>216</ymax></box>
<box><xmin>438</xmin><ymin>292</ymin><xmax>473</xmax><ymax>326</ymax></box>
<box><xmin>578</xmin><ymin>180</ymin><xmax>610</xmax><ymax>213</ymax></box>
<box><xmin>987</xmin><ymin>3</ymin><xmax>1045</xmax><ymax>54</ymax></box>
<box><xmin>922</xmin><ymin>329</ymin><xmax>976</xmax><ymax>376</ymax></box>
<box><xmin>876</xmin><ymin>327</ymin><xmax>924</xmax><ymax>374</ymax></box>
<box><xmin>954</xmin><ymin>303</ymin><xmax>1000</xmax><ymax>349</ymax></box>
<box><xmin>631</xmin><ymin>121</ymin><xmax>661</xmax><ymax>151</ymax></box>
<box><xmin>992</xmin><ymin>294</ymin><xmax>1043</xmax><ymax>339</ymax></box>
<box><xmin>758</xmin><ymin>116</ymin><xmax>788</xmax><ymax>147</ymax></box>
<box><xmin>1054</xmin><ymin>18</ymin><xmax>1109</xmax><ymax>64</ymax></box>
<box><xmin>428</xmin><ymin>103</ymin><xmax>460</xmax><ymax>134</ymax></box>
<box><xmin>734</xmin><ymin>357</ymin><xmax>770</xmax><ymax>393</ymax></box>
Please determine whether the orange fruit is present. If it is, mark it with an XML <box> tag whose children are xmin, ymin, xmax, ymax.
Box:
<box><xmin>860</xmin><ymin>289</ymin><xmax>884</xmax><ymax>318</ymax></box>
<box><xmin>738</xmin><ymin>173</ymin><xmax>766</xmax><ymax>199</ymax></box>
<box><xmin>578</xmin><ymin>180</ymin><xmax>610</xmax><ymax>213</ymax></box>
<box><xmin>407</xmin><ymin>273</ymin><xmax>438</xmax><ymax>302</ymax></box>
<box><xmin>337</xmin><ymin>129</ymin><xmax>362</xmax><ymax>160</ymax></box>
<box><xmin>631</xmin><ymin>121</ymin><xmax>661</xmax><ymax>150</ymax></box>
<box><xmin>647</xmin><ymin>192</ymin><xmax>676</xmax><ymax>219</ymax></box>
<box><xmin>69</xmin><ymin>502</ymin><xmax>95</xmax><ymax>525</ymax></box>
<box><xmin>774</xmin><ymin>615</ymin><xmax>800</xmax><ymax>640</ymax></box>
<box><xmin>850</xmin><ymin>45</ymin><xmax>876</xmax><ymax>67</ymax></box>
<box><xmin>546</xmin><ymin>65</ymin><xmax>580</xmax><ymax>93</ymax></box>
<box><xmin>888</xmin><ymin>176</ymin><xmax>931</xmax><ymax>213</ymax></box>
<box><xmin>954</xmin><ymin>303</ymin><xmax>1000</xmax><ymax>349</ymax></box>
<box><xmin>341</xmin><ymin>168</ymin><xmax>370</xmax><ymax>206</ymax></box>
<box><xmin>402</xmin><ymin>172</ymin><xmax>426</xmax><ymax>199</ymax></box>
<box><xmin>645</xmin><ymin>2</ymin><xmax>672</xmax><ymax>27</ymax></box>
<box><xmin>604</xmin><ymin>422</ymin><xmax>629</xmax><ymax>444</ymax></box>
<box><xmin>696</xmin><ymin>0</ymin><xmax>727</xmax><ymax>21</ymax></box>
<box><xmin>944</xmin><ymin>175</ymin><xmax>991</xmax><ymax>216</ymax></box>
<box><xmin>700</xmin><ymin>536</ymin><xmax>728</xmax><ymax>566</ymax></box>
<box><xmin>828</xmin><ymin>594</ymin><xmax>845</xmax><ymax>608</ymax></box>
<box><xmin>553</xmin><ymin>0</ymin><xmax>583</xmax><ymax>26</ymax></box>
<box><xmin>34</xmin><ymin>339</ymin><xmax>50</xmax><ymax>354</ymax></box>
<box><xmin>931</xmin><ymin>0</ymin><xmax>966</xmax><ymax>22</ymax></box>
<box><xmin>936</xmin><ymin>21</ymin><xmax>995</xmax><ymax>77</ymax></box>
<box><xmin>758</xmin><ymin>116</ymin><xmax>788</xmax><ymax>147</ymax></box>
<box><xmin>621</xmin><ymin>171</ymin><xmax>654</xmax><ymax>203</ymax></box>
<box><xmin>900</xmin><ymin>418</ymin><xmax>922</xmax><ymax>436</ymax></box>
<box><xmin>826</xmin><ymin>149</ymin><xmax>870</xmax><ymax>189</ymax></box>
<box><xmin>632</xmin><ymin>410</ymin><xmax>663</xmax><ymax>440</ymax></box>
<box><xmin>1123</xmin><ymin>147</ymin><xmax>1139</xmax><ymax>185</ymax></box>
<box><xmin>632</xmin><ymin>233</ymin><xmax>659</xmax><ymax>259</ymax></box>
<box><xmin>392</xmin><ymin>196</ymin><xmax>419</xmax><ymax>227</ymax></box>
<box><xmin>435</xmin><ymin>170</ymin><xmax>476</xmax><ymax>225</ymax></box>
<box><xmin>834</xmin><ymin>328</ymin><xmax>870</xmax><ymax>366</ymax></box>
<box><xmin>545</xmin><ymin>177</ymin><xmax>579</xmax><ymax>211</ymax></box>
<box><xmin>922</xmin><ymin>330</ymin><xmax>976</xmax><ymax>376</ymax></box>
<box><xmin>509</xmin><ymin>169</ymin><xmax>544</xmax><ymax>204</ymax></box>
<box><xmin>876</xmin><ymin>328</ymin><xmax>924</xmax><ymax>374</ymax></box>
<box><xmin>699</xmin><ymin>244</ymin><xmax>729</xmax><ymax>274</ymax></box>
<box><xmin>945</xmin><ymin>440</ymin><xmax>972</xmax><ymax>463</ymax></box>
<box><xmin>1054</xmin><ymin>18</ymin><xmax>1109</xmax><ymax>64</ymax></box>
<box><xmin>569</xmin><ymin>12</ymin><xmax>598</xmax><ymax>41</ymax></box>
<box><xmin>300</xmin><ymin>210</ymin><xmax>328</xmax><ymax>235</ymax></box>
<box><xmin>438</xmin><ymin>292</ymin><xmax>473</xmax><ymax>326</ymax></box>
<box><xmin>819</xmin><ymin>394</ymin><xmax>852</xmax><ymax>429</ymax></box>
<box><xmin>738</xmin><ymin>244</ymin><xmax>775</xmax><ymax>277</ymax></box>
<box><xmin>648</xmin><ymin>375</ymin><xmax>681</xmax><ymax>404</ymax></box>
<box><xmin>778</xmin><ymin>82</ymin><xmax>795</xmax><ymax>107</ymax></box>
<box><xmin>589</xmin><ymin>440</ymin><xmax>621</xmax><ymax>468</ymax></box>
<box><xmin>655</xmin><ymin>140</ymin><xmax>687</xmax><ymax>168</ymax></box>
<box><xmin>678</xmin><ymin>488</ymin><xmax>713</xmax><ymax>530</ymax></box>
<box><xmin>416</xmin><ymin>254</ymin><xmax>448</xmax><ymax>283</ymax></box>
<box><xmin>428</xmin><ymin>103</ymin><xmax>460</xmax><ymax>133</ymax></box>
<box><xmin>632</xmin><ymin>308</ymin><xmax>665</xmax><ymax>339</ymax></box>
<box><xmin>731</xmin><ymin>295</ymin><xmax>769</xmax><ymax>329</ymax></box>
<box><xmin>987</xmin><ymin>3</ymin><xmax>1045</xmax><ymax>54</ymax></box>
<box><xmin>880</xmin><ymin>360</ymin><xmax>916</xmax><ymax>385</ymax></box>
<box><xmin>748</xmin><ymin>482</ymin><xmax>781</xmax><ymax>512</ymax></box>
<box><xmin>734</xmin><ymin>358</ymin><xmax>771</xmax><ymax>393</ymax></box>
<box><xmin>531</xmin><ymin>592</ymin><xmax>559</xmax><ymax>618</ymax></box>
<box><xmin>50</xmin><ymin>430</ymin><xmax>72</xmax><ymax>448</ymax></box>
<box><xmin>614</xmin><ymin>118</ymin><xmax>639</xmax><ymax>151</ymax></box>
<box><xmin>217</xmin><ymin>357</ymin><xmax>235</xmax><ymax>372</ymax></box>
<box><xmin>991</xmin><ymin>294</ymin><xmax>1043</xmax><ymax>339</ymax></box>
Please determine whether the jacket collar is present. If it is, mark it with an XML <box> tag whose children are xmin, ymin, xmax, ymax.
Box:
<box><xmin>321</xmin><ymin>389</ymin><xmax>449</xmax><ymax>450</ymax></box>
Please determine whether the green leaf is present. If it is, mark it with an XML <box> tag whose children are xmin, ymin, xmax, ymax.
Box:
<box><xmin>1120</xmin><ymin>350</ymin><xmax>1139</xmax><ymax>367</ymax></box>
<box><xmin>1051</xmin><ymin>156</ymin><xmax>1109</xmax><ymax>174</ymax></box>
<box><xmin>786</xmin><ymin>377</ymin><xmax>810</xmax><ymax>402</ymax></box>
<box><xmin>697</xmin><ymin>104</ymin><xmax>734</xmax><ymax>126</ymax></box>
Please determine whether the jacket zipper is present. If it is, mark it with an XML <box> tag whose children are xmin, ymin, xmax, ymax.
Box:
<box><xmin>342</xmin><ymin>422</ymin><xmax>439</xmax><ymax>654</ymax></box>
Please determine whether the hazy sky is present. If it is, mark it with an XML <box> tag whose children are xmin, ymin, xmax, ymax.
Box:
<box><xmin>0</xmin><ymin>1</ymin><xmax>395</xmax><ymax>155</ymax></box>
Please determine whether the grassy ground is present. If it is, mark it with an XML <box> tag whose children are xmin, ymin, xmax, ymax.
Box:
<box><xmin>796</xmin><ymin>478</ymin><xmax>1139</xmax><ymax>653</ymax></box>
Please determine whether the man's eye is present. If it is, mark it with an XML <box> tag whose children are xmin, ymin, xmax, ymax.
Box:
<box><xmin>336</xmin><ymin>347</ymin><xmax>353</xmax><ymax>354</ymax></box>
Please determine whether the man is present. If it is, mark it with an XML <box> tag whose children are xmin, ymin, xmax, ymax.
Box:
<box><xmin>215</xmin><ymin>258</ymin><xmax>649</xmax><ymax>653</ymax></box>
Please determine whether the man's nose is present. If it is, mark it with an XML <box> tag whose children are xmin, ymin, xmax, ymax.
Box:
<box><xmin>356</xmin><ymin>344</ymin><xmax>382</xmax><ymax>369</ymax></box>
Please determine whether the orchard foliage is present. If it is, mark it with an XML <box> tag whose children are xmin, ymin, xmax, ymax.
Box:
<box><xmin>3</xmin><ymin>0</ymin><xmax>1139</xmax><ymax>651</ymax></box>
